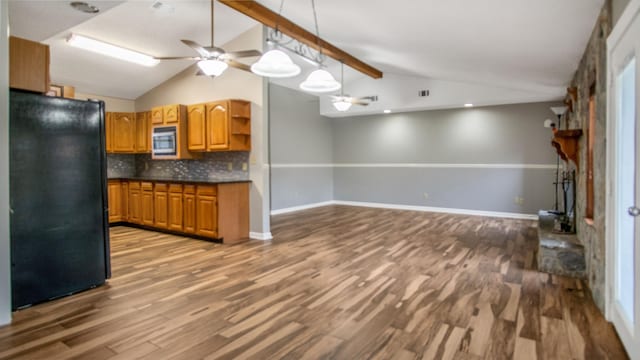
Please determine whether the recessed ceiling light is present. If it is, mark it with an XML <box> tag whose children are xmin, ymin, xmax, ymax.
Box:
<box><xmin>464</xmin><ymin>103</ymin><xmax>474</xmax><ymax>107</ymax></box>
<box><xmin>70</xmin><ymin>2</ymin><xmax>99</xmax><ymax>14</ymax></box>
<box><xmin>383</xmin><ymin>109</ymin><xmax>392</xmax><ymax>114</ymax></box>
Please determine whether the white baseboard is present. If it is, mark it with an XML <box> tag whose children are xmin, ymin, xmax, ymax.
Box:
<box><xmin>249</xmin><ymin>232</ymin><xmax>273</xmax><ymax>241</ymax></box>
<box><xmin>270</xmin><ymin>201</ymin><xmax>336</xmax><ymax>215</ymax></box>
<box><xmin>271</xmin><ymin>200</ymin><xmax>538</xmax><ymax>220</ymax></box>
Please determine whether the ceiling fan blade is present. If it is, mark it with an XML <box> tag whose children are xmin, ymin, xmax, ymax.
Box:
<box><xmin>181</xmin><ymin>39</ymin><xmax>210</xmax><ymax>58</ymax></box>
<box><xmin>155</xmin><ymin>56</ymin><xmax>202</xmax><ymax>60</ymax></box>
<box><xmin>224</xmin><ymin>49</ymin><xmax>262</xmax><ymax>59</ymax></box>
<box><xmin>352</xmin><ymin>100</ymin><xmax>370</xmax><ymax>106</ymax></box>
<box><xmin>224</xmin><ymin>59</ymin><xmax>251</xmax><ymax>72</ymax></box>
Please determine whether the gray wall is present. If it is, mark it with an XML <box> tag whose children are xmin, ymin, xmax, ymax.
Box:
<box><xmin>332</xmin><ymin>102</ymin><xmax>559</xmax><ymax>214</ymax></box>
<box><xmin>0</xmin><ymin>0</ymin><xmax>10</xmax><ymax>325</ymax></box>
<box><xmin>269</xmin><ymin>84</ymin><xmax>334</xmax><ymax>210</ymax></box>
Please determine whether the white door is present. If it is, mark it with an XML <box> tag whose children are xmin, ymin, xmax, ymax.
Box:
<box><xmin>607</xmin><ymin>1</ymin><xmax>640</xmax><ymax>358</ymax></box>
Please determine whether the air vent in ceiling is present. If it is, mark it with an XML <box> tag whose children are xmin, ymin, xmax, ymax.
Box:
<box><xmin>418</xmin><ymin>90</ymin><xmax>430</xmax><ymax>97</ymax></box>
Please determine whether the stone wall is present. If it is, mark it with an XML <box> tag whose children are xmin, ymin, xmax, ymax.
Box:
<box><xmin>565</xmin><ymin>1</ymin><xmax>611</xmax><ymax>312</ymax></box>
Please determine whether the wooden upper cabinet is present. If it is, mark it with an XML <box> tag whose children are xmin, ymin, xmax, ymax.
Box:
<box><xmin>228</xmin><ymin>100</ymin><xmax>251</xmax><ymax>151</ymax></box>
<box><xmin>151</xmin><ymin>105</ymin><xmax>181</xmax><ymax>125</ymax></box>
<box><xmin>105</xmin><ymin>112</ymin><xmax>113</xmax><ymax>153</ymax></box>
<box><xmin>163</xmin><ymin>105</ymin><xmax>180</xmax><ymax>124</ymax></box>
<box><xmin>112</xmin><ymin>112</ymin><xmax>136</xmax><ymax>153</ymax></box>
<box><xmin>187</xmin><ymin>104</ymin><xmax>207</xmax><ymax>151</ymax></box>
<box><xmin>151</xmin><ymin>107</ymin><xmax>164</xmax><ymax>125</ymax></box>
<box><xmin>206</xmin><ymin>101</ymin><xmax>230</xmax><ymax>151</ymax></box>
<box><xmin>135</xmin><ymin>111</ymin><xmax>150</xmax><ymax>153</ymax></box>
<box><xmin>9</xmin><ymin>36</ymin><xmax>50</xmax><ymax>93</ymax></box>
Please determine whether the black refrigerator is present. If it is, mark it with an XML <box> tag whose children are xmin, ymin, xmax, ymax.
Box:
<box><xmin>10</xmin><ymin>89</ymin><xmax>111</xmax><ymax>310</ymax></box>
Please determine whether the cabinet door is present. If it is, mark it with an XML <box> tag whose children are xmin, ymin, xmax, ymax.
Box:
<box><xmin>9</xmin><ymin>36</ymin><xmax>50</xmax><ymax>93</ymax></box>
<box><xmin>154</xmin><ymin>190</ymin><xmax>168</xmax><ymax>229</ymax></box>
<box><xmin>105</xmin><ymin>112</ymin><xmax>113</xmax><ymax>153</ymax></box>
<box><xmin>187</xmin><ymin>104</ymin><xmax>206</xmax><ymax>151</ymax></box>
<box><xmin>135</xmin><ymin>112</ymin><xmax>149</xmax><ymax>153</ymax></box>
<box><xmin>107</xmin><ymin>181</ymin><xmax>121</xmax><ymax>223</ymax></box>
<box><xmin>196</xmin><ymin>195</ymin><xmax>217</xmax><ymax>237</ymax></box>
<box><xmin>164</xmin><ymin>105</ymin><xmax>180</xmax><ymax>124</ymax></box>
<box><xmin>141</xmin><ymin>190</ymin><xmax>154</xmax><ymax>226</ymax></box>
<box><xmin>129</xmin><ymin>187</ymin><xmax>141</xmax><ymax>224</ymax></box>
<box><xmin>168</xmin><ymin>191</ymin><xmax>183</xmax><ymax>231</ymax></box>
<box><xmin>183</xmin><ymin>193</ymin><xmax>196</xmax><ymax>234</ymax></box>
<box><xmin>112</xmin><ymin>112</ymin><xmax>136</xmax><ymax>153</ymax></box>
<box><xmin>120</xmin><ymin>181</ymin><xmax>129</xmax><ymax>221</ymax></box>
<box><xmin>145</xmin><ymin>111</ymin><xmax>152</xmax><ymax>152</ymax></box>
<box><xmin>151</xmin><ymin>106</ymin><xmax>164</xmax><ymax>125</ymax></box>
<box><xmin>206</xmin><ymin>101</ymin><xmax>229</xmax><ymax>150</ymax></box>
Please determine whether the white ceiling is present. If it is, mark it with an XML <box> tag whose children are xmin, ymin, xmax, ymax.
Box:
<box><xmin>8</xmin><ymin>0</ymin><xmax>605</xmax><ymax>113</ymax></box>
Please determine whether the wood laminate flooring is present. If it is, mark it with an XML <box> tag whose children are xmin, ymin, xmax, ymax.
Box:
<box><xmin>0</xmin><ymin>205</ymin><xmax>628</xmax><ymax>359</ymax></box>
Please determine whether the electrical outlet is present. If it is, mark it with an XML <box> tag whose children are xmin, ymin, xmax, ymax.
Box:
<box><xmin>514</xmin><ymin>196</ymin><xmax>524</xmax><ymax>205</ymax></box>
<box><xmin>423</xmin><ymin>192</ymin><xmax>429</xmax><ymax>200</ymax></box>
<box><xmin>242</xmin><ymin>162</ymin><xmax>248</xmax><ymax>171</ymax></box>
<box><xmin>227</xmin><ymin>162</ymin><xmax>233</xmax><ymax>171</ymax></box>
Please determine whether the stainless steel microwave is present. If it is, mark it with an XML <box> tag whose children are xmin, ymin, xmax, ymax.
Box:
<box><xmin>152</xmin><ymin>126</ymin><xmax>177</xmax><ymax>157</ymax></box>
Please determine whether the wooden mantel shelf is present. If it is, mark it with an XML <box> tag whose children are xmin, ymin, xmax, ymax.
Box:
<box><xmin>551</xmin><ymin>129</ymin><xmax>583</xmax><ymax>168</ymax></box>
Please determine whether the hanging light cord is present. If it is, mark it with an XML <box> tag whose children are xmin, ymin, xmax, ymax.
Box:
<box><xmin>311</xmin><ymin>0</ymin><xmax>324</xmax><ymax>64</ymax></box>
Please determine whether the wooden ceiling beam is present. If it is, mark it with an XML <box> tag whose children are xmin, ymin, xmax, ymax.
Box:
<box><xmin>218</xmin><ymin>0</ymin><xmax>383</xmax><ymax>79</ymax></box>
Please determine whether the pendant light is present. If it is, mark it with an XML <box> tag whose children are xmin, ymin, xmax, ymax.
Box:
<box><xmin>251</xmin><ymin>49</ymin><xmax>301</xmax><ymax>77</ymax></box>
<box><xmin>332</xmin><ymin>62</ymin><xmax>351</xmax><ymax>111</ymax></box>
<box><xmin>250</xmin><ymin>0</ymin><xmax>300</xmax><ymax>78</ymax></box>
<box><xmin>298</xmin><ymin>0</ymin><xmax>341</xmax><ymax>93</ymax></box>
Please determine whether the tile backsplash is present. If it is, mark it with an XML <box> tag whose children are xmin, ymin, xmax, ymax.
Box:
<box><xmin>106</xmin><ymin>154</ymin><xmax>136</xmax><ymax>178</ymax></box>
<box><xmin>107</xmin><ymin>152</ymin><xmax>250</xmax><ymax>180</ymax></box>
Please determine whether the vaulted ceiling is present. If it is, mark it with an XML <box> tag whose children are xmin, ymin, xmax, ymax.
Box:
<box><xmin>8</xmin><ymin>0</ymin><xmax>604</xmax><ymax>114</ymax></box>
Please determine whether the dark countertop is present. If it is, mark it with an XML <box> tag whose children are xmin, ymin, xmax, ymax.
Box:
<box><xmin>107</xmin><ymin>176</ymin><xmax>251</xmax><ymax>185</ymax></box>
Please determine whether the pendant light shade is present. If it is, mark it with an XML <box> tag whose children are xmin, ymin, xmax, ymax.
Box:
<box><xmin>197</xmin><ymin>59</ymin><xmax>228</xmax><ymax>76</ymax></box>
<box><xmin>333</xmin><ymin>98</ymin><xmax>352</xmax><ymax>112</ymax></box>
<box><xmin>251</xmin><ymin>49</ymin><xmax>301</xmax><ymax>78</ymax></box>
<box><xmin>300</xmin><ymin>69</ymin><xmax>341</xmax><ymax>93</ymax></box>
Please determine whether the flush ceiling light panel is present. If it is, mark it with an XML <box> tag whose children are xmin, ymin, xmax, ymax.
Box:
<box><xmin>70</xmin><ymin>1</ymin><xmax>99</xmax><ymax>13</ymax></box>
<box><xmin>67</xmin><ymin>34</ymin><xmax>159</xmax><ymax>67</ymax></box>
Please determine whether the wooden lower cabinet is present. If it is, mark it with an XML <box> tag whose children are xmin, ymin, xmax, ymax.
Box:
<box><xmin>183</xmin><ymin>185</ymin><xmax>196</xmax><ymax>234</ymax></box>
<box><xmin>141</xmin><ymin>182</ymin><xmax>154</xmax><ymax>226</ymax></box>
<box><xmin>168</xmin><ymin>184</ymin><xmax>183</xmax><ymax>232</ymax></box>
<box><xmin>121</xmin><ymin>181</ymin><xmax>129</xmax><ymax>221</ymax></box>
<box><xmin>108</xmin><ymin>179</ymin><xmax>248</xmax><ymax>243</ymax></box>
<box><xmin>154</xmin><ymin>183</ymin><xmax>168</xmax><ymax>228</ymax></box>
<box><xmin>128</xmin><ymin>182</ymin><xmax>142</xmax><ymax>224</ymax></box>
<box><xmin>107</xmin><ymin>180</ymin><xmax>122</xmax><ymax>222</ymax></box>
<box><xmin>196</xmin><ymin>186</ymin><xmax>217</xmax><ymax>238</ymax></box>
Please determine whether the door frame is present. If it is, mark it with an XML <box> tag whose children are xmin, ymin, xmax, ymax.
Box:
<box><xmin>605</xmin><ymin>0</ymin><xmax>640</xmax><ymax>330</ymax></box>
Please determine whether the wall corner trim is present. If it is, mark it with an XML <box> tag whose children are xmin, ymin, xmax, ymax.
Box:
<box><xmin>249</xmin><ymin>232</ymin><xmax>273</xmax><ymax>241</ymax></box>
<box><xmin>271</xmin><ymin>200</ymin><xmax>539</xmax><ymax>220</ymax></box>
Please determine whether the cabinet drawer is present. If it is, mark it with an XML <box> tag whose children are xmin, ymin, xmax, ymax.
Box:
<box><xmin>169</xmin><ymin>184</ymin><xmax>183</xmax><ymax>193</ymax></box>
<box><xmin>183</xmin><ymin>185</ymin><xmax>196</xmax><ymax>194</ymax></box>
<box><xmin>129</xmin><ymin>181</ymin><xmax>140</xmax><ymax>190</ymax></box>
<box><xmin>141</xmin><ymin>182</ymin><xmax>153</xmax><ymax>191</ymax></box>
<box><xmin>154</xmin><ymin>183</ymin><xmax>168</xmax><ymax>192</ymax></box>
<box><xmin>196</xmin><ymin>185</ymin><xmax>217</xmax><ymax>196</ymax></box>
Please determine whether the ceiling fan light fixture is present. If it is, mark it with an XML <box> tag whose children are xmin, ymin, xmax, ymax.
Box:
<box><xmin>197</xmin><ymin>59</ymin><xmax>228</xmax><ymax>76</ymax></box>
<box><xmin>300</xmin><ymin>69</ymin><xmax>341</xmax><ymax>93</ymax></box>
<box><xmin>251</xmin><ymin>49</ymin><xmax>301</xmax><ymax>78</ymax></box>
<box><xmin>333</xmin><ymin>98</ymin><xmax>352</xmax><ymax>112</ymax></box>
<box><xmin>67</xmin><ymin>33</ymin><xmax>159</xmax><ymax>67</ymax></box>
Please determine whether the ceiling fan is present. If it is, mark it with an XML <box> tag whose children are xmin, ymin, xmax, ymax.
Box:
<box><xmin>154</xmin><ymin>0</ymin><xmax>261</xmax><ymax>77</ymax></box>
<box><xmin>330</xmin><ymin>62</ymin><xmax>377</xmax><ymax>111</ymax></box>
